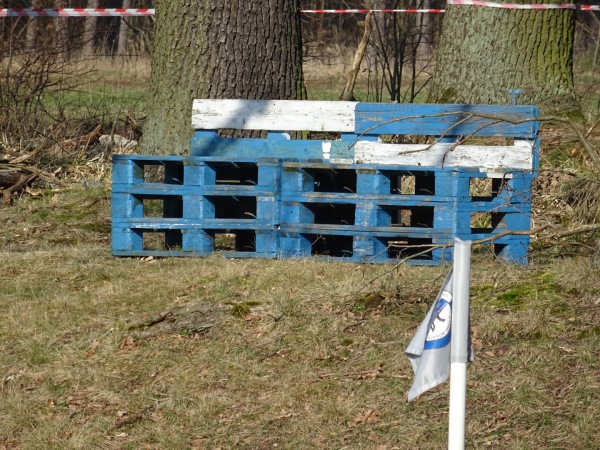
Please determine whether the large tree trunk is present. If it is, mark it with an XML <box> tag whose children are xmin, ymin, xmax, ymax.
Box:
<box><xmin>142</xmin><ymin>0</ymin><xmax>305</xmax><ymax>155</ymax></box>
<box><xmin>429</xmin><ymin>1</ymin><xmax>578</xmax><ymax>114</ymax></box>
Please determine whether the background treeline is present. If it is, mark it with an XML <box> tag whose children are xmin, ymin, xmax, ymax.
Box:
<box><xmin>0</xmin><ymin>0</ymin><xmax>154</xmax><ymax>56</ymax></box>
<box><xmin>1</xmin><ymin>1</ymin><xmax>598</xmax><ymax>60</ymax></box>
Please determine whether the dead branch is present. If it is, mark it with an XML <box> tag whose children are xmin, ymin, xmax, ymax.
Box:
<box><xmin>549</xmin><ymin>223</ymin><xmax>600</xmax><ymax>240</ymax></box>
<box><xmin>349</xmin><ymin>111</ymin><xmax>508</xmax><ymax>152</ymax></box>
<box><xmin>347</xmin><ymin>110</ymin><xmax>600</xmax><ymax>173</ymax></box>
<box><xmin>0</xmin><ymin>163</ymin><xmax>64</xmax><ymax>188</ymax></box>
<box><xmin>2</xmin><ymin>169</ymin><xmax>41</xmax><ymax>205</ymax></box>
<box><xmin>543</xmin><ymin>116</ymin><xmax>600</xmax><ymax>173</ymax></box>
<box><xmin>9</xmin><ymin>147</ymin><xmax>44</xmax><ymax>165</ymax></box>
<box><xmin>340</xmin><ymin>13</ymin><xmax>372</xmax><ymax>101</ymax></box>
<box><xmin>48</xmin><ymin>124</ymin><xmax>102</xmax><ymax>155</ymax></box>
<box><xmin>0</xmin><ymin>172</ymin><xmax>22</xmax><ymax>189</ymax></box>
<box><xmin>347</xmin><ymin>218</ymin><xmax>600</xmax><ymax>303</ymax></box>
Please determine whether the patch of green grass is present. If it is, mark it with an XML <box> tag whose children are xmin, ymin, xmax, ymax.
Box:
<box><xmin>484</xmin><ymin>272</ymin><xmax>563</xmax><ymax>312</ymax></box>
<box><xmin>492</xmin><ymin>288</ymin><xmax>526</xmax><ymax>309</ymax></box>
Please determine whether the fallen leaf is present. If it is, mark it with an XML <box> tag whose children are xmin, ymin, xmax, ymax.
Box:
<box><xmin>190</xmin><ymin>438</ymin><xmax>206</xmax><ymax>450</ymax></box>
<box><xmin>114</xmin><ymin>414</ymin><xmax>142</xmax><ymax>428</ymax></box>
<box><xmin>85</xmin><ymin>339</ymin><xmax>101</xmax><ymax>358</ymax></box>
<box><xmin>354</xmin><ymin>409</ymin><xmax>382</xmax><ymax>425</ymax></box>
<box><xmin>119</xmin><ymin>335</ymin><xmax>138</xmax><ymax>350</ymax></box>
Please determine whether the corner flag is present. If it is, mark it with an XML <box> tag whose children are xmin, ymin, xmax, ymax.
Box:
<box><xmin>405</xmin><ymin>269</ymin><xmax>455</xmax><ymax>401</ymax></box>
<box><xmin>405</xmin><ymin>240</ymin><xmax>474</xmax><ymax>450</ymax></box>
<box><xmin>405</xmin><ymin>241</ymin><xmax>474</xmax><ymax>403</ymax></box>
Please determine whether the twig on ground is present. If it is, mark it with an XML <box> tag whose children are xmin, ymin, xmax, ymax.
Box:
<box><xmin>2</xmin><ymin>169</ymin><xmax>41</xmax><ymax>205</ymax></box>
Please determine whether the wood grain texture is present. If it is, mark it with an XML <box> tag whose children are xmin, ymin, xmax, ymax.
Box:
<box><xmin>192</xmin><ymin>99</ymin><xmax>356</xmax><ymax>132</ymax></box>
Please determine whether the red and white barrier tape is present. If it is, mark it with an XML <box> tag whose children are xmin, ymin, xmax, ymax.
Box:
<box><xmin>0</xmin><ymin>8</ymin><xmax>155</xmax><ymax>17</ymax></box>
<box><xmin>446</xmin><ymin>0</ymin><xmax>600</xmax><ymax>10</ymax></box>
<box><xmin>1</xmin><ymin>4</ymin><xmax>599</xmax><ymax>17</ymax></box>
<box><xmin>0</xmin><ymin>8</ymin><xmax>446</xmax><ymax>16</ymax></box>
<box><xmin>300</xmin><ymin>9</ymin><xmax>445</xmax><ymax>13</ymax></box>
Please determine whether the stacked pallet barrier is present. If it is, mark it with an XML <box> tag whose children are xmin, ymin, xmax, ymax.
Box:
<box><xmin>112</xmin><ymin>100</ymin><xmax>540</xmax><ymax>264</ymax></box>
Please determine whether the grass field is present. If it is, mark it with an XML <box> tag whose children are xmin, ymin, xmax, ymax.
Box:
<box><xmin>0</xmin><ymin>186</ymin><xmax>598</xmax><ymax>449</ymax></box>
<box><xmin>1</xmin><ymin>54</ymin><xmax>599</xmax><ymax>449</ymax></box>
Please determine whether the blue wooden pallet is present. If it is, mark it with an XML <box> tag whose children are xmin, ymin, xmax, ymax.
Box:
<box><xmin>191</xmin><ymin>103</ymin><xmax>540</xmax><ymax>163</ymax></box>
<box><xmin>113</xmin><ymin>102</ymin><xmax>540</xmax><ymax>264</ymax></box>
<box><xmin>112</xmin><ymin>155</ymin><xmax>282</xmax><ymax>258</ymax></box>
<box><xmin>276</xmin><ymin>161</ymin><xmax>533</xmax><ymax>263</ymax></box>
<box><xmin>112</xmin><ymin>156</ymin><xmax>533</xmax><ymax>263</ymax></box>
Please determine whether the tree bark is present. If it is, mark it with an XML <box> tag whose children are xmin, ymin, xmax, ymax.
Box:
<box><xmin>429</xmin><ymin>0</ymin><xmax>579</xmax><ymax>115</ymax></box>
<box><xmin>0</xmin><ymin>172</ymin><xmax>22</xmax><ymax>189</ymax></box>
<box><xmin>142</xmin><ymin>0</ymin><xmax>305</xmax><ymax>155</ymax></box>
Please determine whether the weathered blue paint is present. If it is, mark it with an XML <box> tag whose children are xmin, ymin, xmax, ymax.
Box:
<box><xmin>354</xmin><ymin>103</ymin><xmax>539</xmax><ymax>138</ymax></box>
<box><xmin>112</xmin><ymin>102</ymin><xmax>540</xmax><ymax>264</ymax></box>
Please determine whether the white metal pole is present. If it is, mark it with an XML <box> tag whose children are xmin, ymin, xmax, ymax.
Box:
<box><xmin>448</xmin><ymin>362</ymin><xmax>468</xmax><ymax>450</ymax></box>
<box><xmin>448</xmin><ymin>239</ymin><xmax>472</xmax><ymax>450</ymax></box>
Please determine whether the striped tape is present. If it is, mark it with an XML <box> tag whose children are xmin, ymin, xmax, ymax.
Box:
<box><xmin>0</xmin><ymin>8</ymin><xmax>445</xmax><ymax>16</ymax></box>
<box><xmin>446</xmin><ymin>0</ymin><xmax>600</xmax><ymax>10</ymax></box>
<box><xmin>0</xmin><ymin>8</ymin><xmax>155</xmax><ymax>17</ymax></box>
<box><xmin>1</xmin><ymin>4</ymin><xmax>599</xmax><ymax>17</ymax></box>
<box><xmin>300</xmin><ymin>9</ymin><xmax>445</xmax><ymax>13</ymax></box>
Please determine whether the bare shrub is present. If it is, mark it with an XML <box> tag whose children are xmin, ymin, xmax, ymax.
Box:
<box><xmin>0</xmin><ymin>11</ymin><xmax>89</xmax><ymax>146</ymax></box>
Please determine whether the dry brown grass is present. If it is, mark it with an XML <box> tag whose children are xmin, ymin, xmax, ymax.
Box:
<box><xmin>0</xmin><ymin>186</ymin><xmax>598</xmax><ymax>449</ymax></box>
<box><xmin>1</xmin><ymin>56</ymin><xmax>599</xmax><ymax>448</ymax></box>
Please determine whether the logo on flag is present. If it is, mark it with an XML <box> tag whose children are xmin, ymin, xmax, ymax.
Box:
<box><xmin>424</xmin><ymin>290</ymin><xmax>452</xmax><ymax>350</ymax></box>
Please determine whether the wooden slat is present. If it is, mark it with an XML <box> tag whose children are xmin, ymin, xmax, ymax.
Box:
<box><xmin>354</xmin><ymin>139</ymin><xmax>534</xmax><ymax>174</ymax></box>
<box><xmin>354</xmin><ymin>103</ymin><xmax>540</xmax><ymax>138</ymax></box>
<box><xmin>190</xmin><ymin>133</ymin><xmax>354</xmax><ymax>161</ymax></box>
<box><xmin>191</xmin><ymin>99</ymin><xmax>357</xmax><ymax>132</ymax></box>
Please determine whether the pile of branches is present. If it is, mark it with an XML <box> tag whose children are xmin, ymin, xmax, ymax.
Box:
<box><xmin>0</xmin><ymin>124</ymin><xmax>105</xmax><ymax>204</ymax></box>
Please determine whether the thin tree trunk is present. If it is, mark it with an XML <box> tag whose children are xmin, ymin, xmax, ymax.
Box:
<box><xmin>83</xmin><ymin>0</ymin><xmax>100</xmax><ymax>56</ymax></box>
<box><xmin>26</xmin><ymin>0</ymin><xmax>44</xmax><ymax>49</ymax></box>
<box><xmin>54</xmin><ymin>0</ymin><xmax>70</xmax><ymax>59</ymax></box>
<box><xmin>117</xmin><ymin>0</ymin><xmax>131</xmax><ymax>56</ymax></box>
<box><xmin>415</xmin><ymin>8</ymin><xmax>433</xmax><ymax>71</ymax></box>
<box><xmin>340</xmin><ymin>13</ymin><xmax>372</xmax><ymax>101</ymax></box>
<box><xmin>366</xmin><ymin>0</ymin><xmax>387</xmax><ymax>101</ymax></box>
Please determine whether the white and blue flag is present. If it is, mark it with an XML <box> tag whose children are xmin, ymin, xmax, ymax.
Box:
<box><xmin>406</xmin><ymin>268</ymin><xmax>472</xmax><ymax>401</ymax></box>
